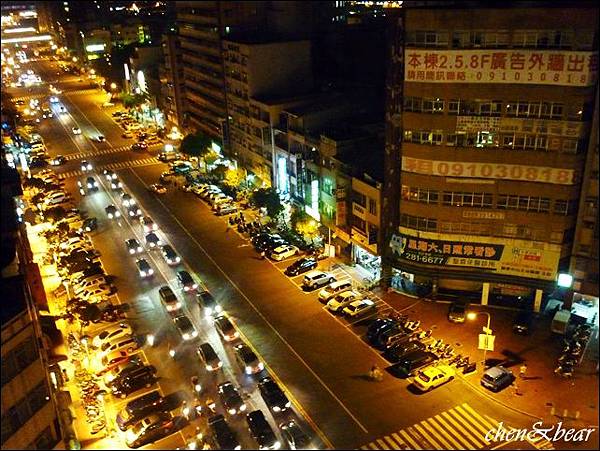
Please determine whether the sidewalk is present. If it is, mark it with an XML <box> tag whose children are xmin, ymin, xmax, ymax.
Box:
<box><xmin>380</xmin><ymin>289</ymin><xmax>599</xmax><ymax>433</ymax></box>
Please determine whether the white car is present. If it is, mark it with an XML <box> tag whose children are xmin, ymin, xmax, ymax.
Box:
<box><xmin>72</xmin><ymin>126</ymin><xmax>82</xmax><ymax>135</ymax></box>
<box><xmin>92</xmin><ymin>323</ymin><xmax>133</xmax><ymax>349</ymax></box>
<box><xmin>302</xmin><ymin>270</ymin><xmax>335</xmax><ymax>289</ymax></box>
<box><xmin>44</xmin><ymin>191</ymin><xmax>67</xmax><ymax>205</ymax></box>
<box><xmin>49</xmin><ymin>96</ymin><xmax>59</xmax><ymax>103</ymax></box>
<box><xmin>326</xmin><ymin>290</ymin><xmax>362</xmax><ymax>313</ymax></box>
<box><xmin>342</xmin><ymin>298</ymin><xmax>377</xmax><ymax>318</ymax></box>
<box><xmin>79</xmin><ymin>284</ymin><xmax>112</xmax><ymax>302</ymax></box>
<box><xmin>270</xmin><ymin>244</ymin><xmax>299</xmax><ymax>261</ymax></box>
<box><xmin>140</xmin><ymin>216</ymin><xmax>158</xmax><ymax>233</ymax></box>
<box><xmin>81</xmin><ymin>160</ymin><xmax>93</xmax><ymax>171</ymax></box>
<box><xmin>74</xmin><ymin>279</ymin><xmax>108</xmax><ymax>296</ymax></box>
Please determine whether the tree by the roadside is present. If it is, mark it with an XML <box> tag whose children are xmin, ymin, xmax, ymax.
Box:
<box><xmin>22</xmin><ymin>177</ymin><xmax>47</xmax><ymax>191</ymax></box>
<box><xmin>211</xmin><ymin>164</ymin><xmax>227</xmax><ymax>180</ymax></box>
<box><xmin>224</xmin><ymin>167</ymin><xmax>245</xmax><ymax>188</ymax></box>
<box><xmin>120</xmin><ymin>91</ymin><xmax>147</xmax><ymax>109</ymax></box>
<box><xmin>44</xmin><ymin>206</ymin><xmax>66</xmax><ymax>223</ymax></box>
<box><xmin>291</xmin><ymin>207</ymin><xmax>320</xmax><ymax>242</ymax></box>
<box><xmin>250</xmin><ymin>187</ymin><xmax>283</xmax><ymax>219</ymax></box>
<box><xmin>180</xmin><ymin>132</ymin><xmax>213</xmax><ymax>171</ymax></box>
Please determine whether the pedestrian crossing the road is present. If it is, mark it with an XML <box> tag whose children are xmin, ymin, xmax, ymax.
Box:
<box><xmin>359</xmin><ymin>403</ymin><xmax>509</xmax><ymax>450</ymax></box>
<box><xmin>64</xmin><ymin>143</ymin><xmax>162</xmax><ymax>161</ymax></box>
<box><xmin>58</xmin><ymin>157</ymin><xmax>160</xmax><ymax>179</ymax></box>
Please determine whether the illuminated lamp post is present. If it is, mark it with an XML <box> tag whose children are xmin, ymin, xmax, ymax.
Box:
<box><xmin>467</xmin><ymin>311</ymin><xmax>493</xmax><ymax>369</ymax></box>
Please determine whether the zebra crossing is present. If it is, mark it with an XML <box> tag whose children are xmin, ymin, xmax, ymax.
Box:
<box><xmin>528</xmin><ymin>434</ymin><xmax>555</xmax><ymax>450</ymax></box>
<box><xmin>12</xmin><ymin>89</ymin><xmax>96</xmax><ymax>103</ymax></box>
<box><xmin>359</xmin><ymin>403</ymin><xmax>509</xmax><ymax>450</ymax></box>
<box><xmin>58</xmin><ymin>157</ymin><xmax>161</xmax><ymax>179</ymax></box>
<box><xmin>64</xmin><ymin>143</ymin><xmax>162</xmax><ymax>161</ymax></box>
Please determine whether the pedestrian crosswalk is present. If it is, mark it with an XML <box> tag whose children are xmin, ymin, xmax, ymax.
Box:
<box><xmin>528</xmin><ymin>434</ymin><xmax>555</xmax><ymax>450</ymax></box>
<box><xmin>359</xmin><ymin>403</ymin><xmax>508</xmax><ymax>450</ymax></box>
<box><xmin>12</xmin><ymin>88</ymin><xmax>96</xmax><ymax>103</ymax></box>
<box><xmin>64</xmin><ymin>143</ymin><xmax>162</xmax><ymax>161</ymax></box>
<box><xmin>58</xmin><ymin>157</ymin><xmax>161</xmax><ymax>179</ymax></box>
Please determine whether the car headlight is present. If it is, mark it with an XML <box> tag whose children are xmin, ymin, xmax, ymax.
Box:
<box><xmin>258</xmin><ymin>362</ymin><xmax>264</xmax><ymax>371</ymax></box>
<box><xmin>148</xmin><ymin>269</ymin><xmax>153</xmax><ymax>275</ymax></box>
<box><xmin>234</xmin><ymin>446</ymin><xmax>241</xmax><ymax>451</ymax></box>
<box><xmin>274</xmin><ymin>441</ymin><xmax>281</xmax><ymax>450</ymax></box>
<box><xmin>192</xmin><ymin>283</ymin><xmax>198</xmax><ymax>289</ymax></box>
<box><xmin>137</xmin><ymin>247</ymin><xmax>142</xmax><ymax>252</ymax></box>
<box><xmin>129</xmin><ymin>249</ymin><xmax>135</xmax><ymax>254</ymax></box>
<box><xmin>285</xmin><ymin>401</ymin><xmax>291</xmax><ymax>408</ymax></box>
<box><xmin>175</xmin><ymin>302</ymin><xmax>182</xmax><ymax>309</ymax></box>
<box><xmin>115</xmin><ymin>211</ymin><xmax>121</xmax><ymax>217</ymax></box>
<box><xmin>228</xmin><ymin>408</ymin><xmax>236</xmax><ymax>415</ymax></box>
<box><xmin>215</xmin><ymin>305</ymin><xmax>223</xmax><ymax>313</ymax></box>
<box><xmin>139</xmin><ymin>270</ymin><xmax>146</xmax><ymax>277</ymax></box>
<box><xmin>206</xmin><ymin>365</ymin><xmax>213</xmax><ymax>371</ymax></box>
<box><xmin>183</xmin><ymin>333</ymin><xmax>190</xmax><ymax>340</ymax></box>
<box><xmin>239</xmin><ymin>404</ymin><xmax>246</xmax><ymax>412</ymax></box>
<box><xmin>245</xmin><ymin>366</ymin><xmax>252</xmax><ymax>374</ymax></box>
<box><xmin>175</xmin><ymin>257</ymin><xmax>181</xmax><ymax>263</ymax></box>
<box><xmin>272</xmin><ymin>406</ymin><xmax>281</xmax><ymax>412</ymax></box>
<box><xmin>108</xmin><ymin>213</ymin><xmax>113</xmax><ymax>218</ymax></box>
<box><xmin>184</xmin><ymin>286</ymin><xmax>190</xmax><ymax>292</ymax></box>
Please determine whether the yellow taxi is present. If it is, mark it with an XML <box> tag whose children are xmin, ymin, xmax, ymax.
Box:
<box><xmin>412</xmin><ymin>363</ymin><xmax>456</xmax><ymax>392</ymax></box>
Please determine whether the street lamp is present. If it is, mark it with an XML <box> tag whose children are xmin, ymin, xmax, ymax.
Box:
<box><xmin>110</xmin><ymin>82</ymin><xmax>117</xmax><ymax>90</ymax></box>
<box><xmin>467</xmin><ymin>311</ymin><xmax>492</xmax><ymax>369</ymax></box>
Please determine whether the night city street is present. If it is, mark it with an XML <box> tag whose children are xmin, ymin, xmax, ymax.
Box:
<box><xmin>1</xmin><ymin>1</ymin><xmax>599</xmax><ymax>451</ymax></box>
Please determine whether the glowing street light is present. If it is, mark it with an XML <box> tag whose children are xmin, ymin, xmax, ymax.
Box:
<box><xmin>467</xmin><ymin>311</ymin><xmax>493</xmax><ymax>369</ymax></box>
<box><xmin>110</xmin><ymin>82</ymin><xmax>117</xmax><ymax>90</ymax></box>
<box><xmin>72</xmin><ymin>56</ymin><xmax>78</xmax><ymax>62</ymax></box>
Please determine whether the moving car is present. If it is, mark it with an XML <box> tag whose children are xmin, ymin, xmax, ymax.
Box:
<box><xmin>217</xmin><ymin>381</ymin><xmax>246</xmax><ymax>415</ymax></box>
<box><xmin>149</xmin><ymin>183</ymin><xmax>167</xmax><ymax>194</ymax></box>
<box><xmin>197</xmin><ymin>342</ymin><xmax>223</xmax><ymax>371</ymax></box>
<box><xmin>208</xmin><ymin>415</ymin><xmax>240</xmax><ymax>450</ymax></box>
<box><xmin>302</xmin><ymin>271</ymin><xmax>335</xmax><ymax>289</ymax></box>
<box><xmin>111</xmin><ymin>178</ymin><xmax>123</xmax><ymax>190</ymax></box>
<box><xmin>173</xmin><ymin>314</ymin><xmax>198</xmax><ymax>341</ymax></box>
<box><xmin>136</xmin><ymin>258</ymin><xmax>154</xmax><ymax>278</ymax></box>
<box><xmin>72</xmin><ymin>126</ymin><xmax>81</xmax><ymax>135</ymax></box>
<box><xmin>81</xmin><ymin>217</ymin><xmax>98</xmax><ymax>232</ymax></box>
<box><xmin>318</xmin><ymin>280</ymin><xmax>352</xmax><ymax>303</ymax></box>
<box><xmin>85</xmin><ymin>176</ymin><xmax>98</xmax><ymax>190</ymax></box>
<box><xmin>197</xmin><ymin>290</ymin><xmax>222</xmax><ymax>317</ymax></box>
<box><xmin>121</xmin><ymin>193</ymin><xmax>136</xmax><ymax>207</ymax></box>
<box><xmin>270</xmin><ymin>244</ymin><xmax>299</xmax><ymax>261</ymax></box>
<box><xmin>214</xmin><ymin>315</ymin><xmax>239</xmax><ymax>342</ymax></box>
<box><xmin>127</xmin><ymin>205</ymin><xmax>142</xmax><ymax>218</ymax></box>
<box><xmin>342</xmin><ymin>298</ymin><xmax>377</xmax><ymax>318</ymax></box>
<box><xmin>284</xmin><ymin>257</ymin><xmax>317</xmax><ymax>276</ymax></box>
<box><xmin>161</xmin><ymin>244</ymin><xmax>181</xmax><ymax>265</ymax></box>
<box><xmin>95</xmin><ymin>135</ymin><xmax>106</xmax><ymax>142</ymax></box>
<box><xmin>116</xmin><ymin>390</ymin><xmax>167</xmax><ymax>431</ymax></box>
<box><xmin>50</xmin><ymin>155</ymin><xmax>65</xmax><ymax>166</ymax></box>
<box><xmin>145</xmin><ymin>232</ymin><xmax>161</xmax><ymax>248</ymax></box>
<box><xmin>258</xmin><ymin>377</ymin><xmax>290</xmax><ymax>413</ymax></box>
<box><xmin>481</xmin><ymin>365</ymin><xmax>514</xmax><ymax>392</ymax></box>
<box><xmin>140</xmin><ymin>216</ymin><xmax>158</xmax><ymax>233</ymax></box>
<box><xmin>234</xmin><ymin>343</ymin><xmax>264</xmax><ymax>375</ymax></box>
<box><xmin>177</xmin><ymin>270</ymin><xmax>198</xmax><ymax>292</ymax></box>
<box><xmin>158</xmin><ymin>286</ymin><xmax>181</xmax><ymax>313</ymax></box>
<box><xmin>280</xmin><ymin>420</ymin><xmax>310</xmax><ymax>450</ymax></box>
<box><xmin>105</xmin><ymin>205</ymin><xmax>121</xmax><ymax>219</ymax></box>
<box><xmin>448</xmin><ymin>301</ymin><xmax>468</xmax><ymax>323</ymax></box>
<box><xmin>103</xmin><ymin>169</ymin><xmax>117</xmax><ymax>180</ymax></box>
<box><xmin>125</xmin><ymin>413</ymin><xmax>176</xmax><ymax>448</ymax></box>
<box><xmin>246</xmin><ymin>410</ymin><xmax>280</xmax><ymax>450</ymax></box>
<box><xmin>412</xmin><ymin>363</ymin><xmax>456</xmax><ymax>392</ymax></box>
<box><xmin>325</xmin><ymin>290</ymin><xmax>361</xmax><ymax>313</ymax></box>
<box><xmin>81</xmin><ymin>160</ymin><xmax>92</xmax><ymax>171</ymax></box>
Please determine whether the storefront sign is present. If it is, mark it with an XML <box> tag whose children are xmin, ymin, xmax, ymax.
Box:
<box><xmin>462</xmin><ymin>211</ymin><xmax>505</xmax><ymax>220</ymax></box>
<box><xmin>405</xmin><ymin>50</ymin><xmax>597</xmax><ymax>87</ymax></box>
<box><xmin>457</xmin><ymin>116</ymin><xmax>501</xmax><ymax>132</ymax></box>
<box><xmin>402</xmin><ymin>156</ymin><xmax>576</xmax><ymax>185</ymax></box>
<box><xmin>335</xmin><ymin>187</ymin><xmax>346</xmax><ymax>200</ymax></box>
<box><xmin>352</xmin><ymin>203</ymin><xmax>366</xmax><ymax>219</ymax></box>
<box><xmin>336</xmin><ymin>201</ymin><xmax>347</xmax><ymax>226</ymax></box>
<box><xmin>390</xmin><ymin>229</ymin><xmax>561</xmax><ymax>280</ymax></box>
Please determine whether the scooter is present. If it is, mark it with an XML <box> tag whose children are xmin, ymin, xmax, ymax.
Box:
<box><xmin>448</xmin><ymin>354</ymin><xmax>462</xmax><ymax>365</ymax></box>
<box><xmin>191</xmin><ymin>376</ymin><xmax>202</xmax><ymax>395</ymax></box>
<box><xmin>405</xmin><ymin>320</ymin><xmax>421</xmax><ymax>332</ymax></box>
<box><xmin>417</xmin><ymin>329</ymin><xmax>432</xmax><ymax>340</ymax></box>
<box><xmin>456</xmin><ymin>356</ymin><xmax>470</xmax><ymax>369</ymax></box>
<box><xmin>554</xmin><ymin>364</ymin><xmax>573</xmax><ymax>378</ymax></box>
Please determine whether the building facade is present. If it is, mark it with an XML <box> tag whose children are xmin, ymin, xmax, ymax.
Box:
<box><xmin>384</xmin><ymin>4</ymin><xmax>599</xmax><ymax>308</ymax></box>
<box><xmin>159</xmin><ymin>31</ymin><xmax>185</xmax><ymax>127</ymax></box>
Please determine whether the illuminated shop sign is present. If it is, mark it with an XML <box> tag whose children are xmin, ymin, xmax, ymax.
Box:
<box><xmin>401</xmin><ymin>156</ymin><xmax>576</xmax><ymax>185</ymax></box>
<box><xmin>405</xmin><ymin>50</ymin><xmax>597</xmax><ymax>87</ymax></box>
<box><xmin>390</xmin><ymin>229</ymin><xmax>561</xmax><ymax>280</ymax></box>
<box><xmin>85</xmin><ymin>44</ymin><xmax>106</xmax><ymax>52</ymax></box>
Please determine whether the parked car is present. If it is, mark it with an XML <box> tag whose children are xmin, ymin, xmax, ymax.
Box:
<box><xmin>145</xmin><ymin>232</ymin><xmax>162</xmax><ymax>248</ymax></box>
<box><xmin>136</xmin><ymin>258</ymin><xmax>154</xmax><ymax>278</ymax></box>
<box><xmin>448</xmin><ymin>301</ymin><xmax>468</xmax><ymax>323</ymax></box>
<box><xmin>258</xmin><ymin>377</ymin><xmax>290</xmax><ymax>413</ymax></box>
<box><xmin>384</xmin><ymin>340</ymin><xmax>426</xmax><ymax>363</ymax></box>
<box><xmin>104</xmin><ymin>355</ymin><xmax>144</xmax><ymax>385</ymax></box>
<box><xmin>173</xmin><ymin>314</ymin><xmax>198</xmax><ymax>341</ymax></box>
<box><xmin>100</xmin><ymin>335</ymin><xmax>139</xmax><ymax>356</ymax></box>
<box><xmin>116</xmin><ymin>390</ymin><xmax>167</xmax><ymax>431</ymax></box>
<box><xmin>234</xmin><ymin>343</ymin><xmax>264</xmax><ymax>375</ymax></box>
<box><xmin>159</xmin><ymin>286</ymin><xmax>182</xmax><ymax>313</ymax></box>
<box><xmin>389</xmin><ymin>350</ymin><xmax>437</xmax><ymax>378</ymax></box>
<box><xmin>302</xmin><ymin>271</ymin><xmax>335</xmax><ymax>289</ymax></box>
<box><xmin>214</xmin><ymin>315</ymin><xmax>239</xmax><ymax>342</ymax></box>
<box><xmin>79</xmin><ymin>284</ymin><xmax>112</xmax><ymax>301</ymax></box>
<box><xmin>246</xmin><ymin>410</ymin><xmax>280</xmax><ymax>450</ymax></box>
<box><xmin>412</xmin><ymin>363</ymin><xmax>456</xmax><ymax>392</ymax></box>
<box><xmin>105</xmin><ymin>205</ymin><xmax>120</xmax><ymax>219</ymax></box>
<box><xmin>208</xmin><ymin>415</ymin><xmax>240</xmax><ymax>450</ymax></box>
<box><xmin>125</xmin><ymin>413</ymin><xmax>176</xmax><ymax>448</ymax></box>
<box><xmin>217</xmin><ymin>381</ymin><xmax>246</xmax><ymax>415</ymax></box>
<box><xmin>285</xmin><ymin>257</ymin><xmax>317</xmax><ymax>276</ymax></box>
<box><xmin>161</xmin><ymin>245</ymin><xmax>181</xmax><ymax>265</ymax></box>
<box><xmin>513</xmin><ymin>311</ymin><xmax>533</xmax><ymax>335</ymax></box>
<box><xmin>92</xmin><ymin>322</ymin><xmax>133</xmax><ymax>349</ymax></box>
<box><xmin>325</xmin><ymin>290</ymin><xmax>361</xmax><ymax>313</ymax></box>
<box><xmin>99</xmin><ymin>350</ymin><xmax>132</xmax><ymax>375</ymax></box>
<box><xmin>481</xmin><ymin>365</ymin><xmax>514</xmax><ymax>392</ymax></box>
<box><xmin>342</xmin><ymin>298</ymin><xmax>377</xmax><ymax>318</ymax></box>
<box><xmin>215</xmin><ymin>203</ymin><xmax>238</xmax><ymax>216</ymax></box>
<box><xmin>177</xmin><ymin>270</ymin><xmax>198</xmax><ymax>292</ymax></box>
<box><xmin>111</xmin><ymin>365</ymin><xmax>157</xmax><ymax>398</ymax></box>
<box><xmin>318</xmin><ymin>280</ymin><xmax>352</xmax><ymax>303</ymax></box>
<box><xmin>280</xmin><ymin>420</ymin><xmax>310</xmax><ymax>450</ymax></box>
<box><xmin>197</xmin><ymin>342</ymin><xmax>223</xmax><ymax>371</ymax></box>
<box><xmin>270</xmin><ymin>244</ymin><xmax>299</xmax><ymax>261</ymax></box>
<box><xmin>197</xmin><ymin>290</ymin><xmax>222</xmax><ymax>317</ymax></box>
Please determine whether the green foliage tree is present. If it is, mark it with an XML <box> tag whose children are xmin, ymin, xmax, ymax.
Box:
<box><xmin>224</xmin><ymin>167</ymin><xmax>245</xmax><ymax>188</ymax></box>
<box><xmin>179</xmin><ymin>132</ymin><xmax>213</xmax><ymax>170</ymax></box>
<box><xmin>290</xmin><ymin>207</ymin><xmax>320</xmax><ymax>242</ymax></box>
<box><xmin>120</xmin><ymin>91</ymin><xmax>147</xmax><ymax>109</ymax></box>
<box><xmin>43</xmin><ymin>206</ymin><xmax>66</xmax><ymax>223</ymax></box>
<box><xmin>250</xmin><ymin>188</ymin><xmax>283</xmax><ymax>219</ymax></box>
<box><xmin>211</xmin><ymin>164</ymin><xmax>227</xmax><ymax>180</ymax></box>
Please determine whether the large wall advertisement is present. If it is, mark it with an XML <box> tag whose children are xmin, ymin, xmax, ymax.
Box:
<box><xmin>390</xmin><ymin>228</ymin><xmax>561</xmax><ymax>281</ymax></box>
<box><xmin>405</xmin><ymin>50</ymin><xmax>597</xmax><ymax>87</ymax></box>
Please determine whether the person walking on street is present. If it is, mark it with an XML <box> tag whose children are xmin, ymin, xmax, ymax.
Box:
<box><xmin>260</xmin><ymin>250</ymin><xmax>266</xmax><ymax>260</ymax></box>
<box><xmin>519</xmin><ymin>363</ymin><xmax>528</xmax><ymax>379</ymax></box>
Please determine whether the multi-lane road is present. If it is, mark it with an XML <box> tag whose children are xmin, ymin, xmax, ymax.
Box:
<box><xmin>12</xmin><ymin>58</ymin><xmax>540</xmax><ymax>450</ymax></box>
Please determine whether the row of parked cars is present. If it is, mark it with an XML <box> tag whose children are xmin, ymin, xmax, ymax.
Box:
<box><xmin>181</xmin><ymin>182</ymin><xmax>239</xmax><ymax>216</ymax></box>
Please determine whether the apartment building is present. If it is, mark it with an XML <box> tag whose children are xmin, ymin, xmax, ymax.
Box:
<box><xmin>175</xmin><ymin>1</ymin><xmax>268</xmax><ymax>141</ymax></box>
<box><xmin>222</xmin><ymin>35</ymin><xmax>312</xmax><ymax>185</ymax></box>
<box><xmin>383</xmin><ymin>4</ymin><xmax>598</xmax><ymax>309</ymax></box>
<box><xmin>159</xmin><ymin>31</ymin><xmax>185</xmax><ymax>127</ymax></box>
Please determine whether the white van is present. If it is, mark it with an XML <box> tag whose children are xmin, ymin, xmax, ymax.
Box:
<box><xmin>318</xmin><ymin>280</ymin><xmax>353</xmax><ymax>303</ymax></box>
<box><xmin>303</xmin><ymin>271</ymin><xmax>335</xmax><ymax>289</ymax></box>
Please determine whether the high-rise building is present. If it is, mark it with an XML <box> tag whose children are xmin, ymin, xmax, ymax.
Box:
<box><xmin>383</xmin><ymin>3</ymin><xmax>599</xmax><ymax>309</ymax></box>
<box><xmin>159</xmin><ymin>31</ymin><xmax>185</xmax><ymax>127</ymax></box>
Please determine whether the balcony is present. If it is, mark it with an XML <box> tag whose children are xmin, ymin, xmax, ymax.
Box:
<box><xmin>179</xmin><ymin>25</ymin><xmax>218</xmax><ymax>42</ymax></box>
<box><xmin>179</xmin><ymin>38</ymin><xmax>220</xmax><ymax>57</ymax></box>
<box><xmin>182</xmin><ymin>54</ymin><xmax>222</xmax><ymax>76</ymax></box>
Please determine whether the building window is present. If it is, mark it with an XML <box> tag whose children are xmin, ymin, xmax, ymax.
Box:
<box><xmin>400</xmin><ymin>214</ymin><xmax>437</xmax><ymax>232</ymax></box>
<box><xmin>497</xmin><ymin>195</ymin><xmax>551</xmax><ymax>212</ymax></box>
<box><xmin>368</xmin><ymin>198</ymin><xmax>377</xmax><ymax>215</ymax></box>
<box><xmin>406</xmin><ymin>31</ymin><xmax>449</xmax><ymax>47</ymax></box>
<box><xmin>561</xmin><ymin>139</ymin><xmax>579</xmax><ymax>154</ymax></box>
<box><xmin>353</xmin><ymin>191</ymin><xmax>366</xmax><ymax>207</ymax></box>
<box><xmin>1</xmin><ymin>337</ymin><xmax>38</xmax><ymax>387</ymax></box>
<box><xmin>442</xmin><ymin>191</ymin><xmax>493</xmax><ymax>208</ymax></box>
<box><xmin>352</xmin><ymin>215</ymin><xmax>367</xmax><ymax>232</ymax></box>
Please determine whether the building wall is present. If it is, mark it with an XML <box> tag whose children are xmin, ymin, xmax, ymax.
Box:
<box><xmin>385</xmin><ymin>5</ymin><xmax>598</xmax><ymax>296</ymax></box>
